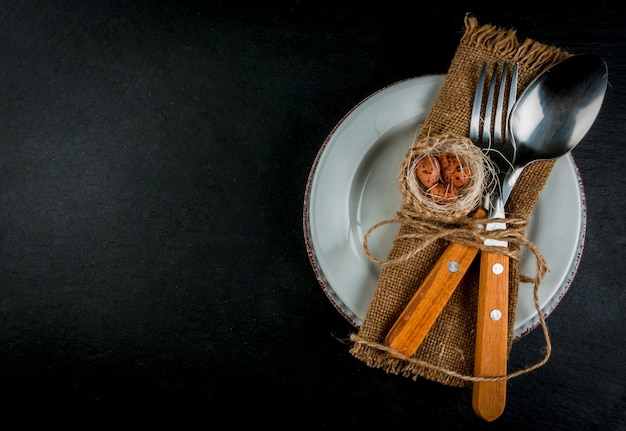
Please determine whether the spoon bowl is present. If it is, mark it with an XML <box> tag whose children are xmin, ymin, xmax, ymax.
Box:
<box><xmin>502</xmin><ymin>53</ymin><xmax>608</xmax><ymax>203</ymax></box>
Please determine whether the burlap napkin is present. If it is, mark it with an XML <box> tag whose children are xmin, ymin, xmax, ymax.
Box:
<box><xmin>349</xmin><ymin>15</ymin><xmax>571</xmax><ymax>388</ymax></box>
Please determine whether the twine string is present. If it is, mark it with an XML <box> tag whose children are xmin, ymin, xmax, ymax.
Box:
<box><xmin>350</xmin><ymin>262</ymin><xmax>550</xmax><ymax>382</ymax></box>
<box><xmin>358</xmin><ymin>204</ymin><xmax>551</xmax><ymax>382</ymax></box>
<box><xmin>363</xmin><ymin>204</ymin><xmax>538</xmax><ymax>266</ymax></box>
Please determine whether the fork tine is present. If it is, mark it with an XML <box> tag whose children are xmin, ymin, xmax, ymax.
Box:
<box><xmin>482</xmin><ymin>63</ymin><xmax>499</xmax><ymax>145</ymax></box>
<box><xmin>494</xmin><ymin>63</ymin><xmax>509</xmax><ymax>144</ymax></box>
<box><xmin>469</xmin><ymin>62</ymin><xmax>487</xmax><ymax>143</ymax></box>
<box><xmin>505</xmin><ymin>63</ymin><xmax>519</xmax><ymax>144</ymax></box>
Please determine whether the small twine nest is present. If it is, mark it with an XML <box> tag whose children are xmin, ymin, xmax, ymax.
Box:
<box><xmin>400</xmin><ymin>132</ymin><xmax>497</xmax><ymax>221</ymax></box>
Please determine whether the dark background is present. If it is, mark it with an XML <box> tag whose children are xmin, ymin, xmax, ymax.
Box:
<box><xmin>0</xmin><ymin>0</ymin><xmax>624</xmax><ymax>428</ymax></box>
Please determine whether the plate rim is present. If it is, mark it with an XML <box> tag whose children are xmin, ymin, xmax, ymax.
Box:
<box><xmin>302</xmin><ymin>75</ymin><xmax>442</xmax><ymax>326</ymax></box>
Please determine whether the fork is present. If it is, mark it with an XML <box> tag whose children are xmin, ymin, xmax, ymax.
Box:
<box><xmin>384</xmin><ymin>62</ymin><xmax>518</xmax><ymax>421</ymax></box>
<box><xmin>470</xmin><ymin>61</ymin><xmax>518</xmax><ymax>422</ymax></box>
<box><xmin>384</xmin><ymin>63</ymin><xmax>518</xmax><ymax>360</ymax></box>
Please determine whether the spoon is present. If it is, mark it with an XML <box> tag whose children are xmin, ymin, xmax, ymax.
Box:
<box><xmin>473</xmin><ymin>52</ymin><xmax>608</xmax><ymax>422</ymax></box>
<box><xmin>499</xmin><ymin>53</ymin><xmax>608</xmax><ymax>205</ymax></box>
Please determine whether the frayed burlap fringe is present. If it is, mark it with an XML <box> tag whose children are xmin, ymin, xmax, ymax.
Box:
<box><xmin>461</xmin><ymin>15</ymin><xmax>568</xmax><ymax>71</ymax></box>
<box><xmin>349</xmin><ymin>15</ymin><xmax>571</xmax><ymax>388</ymax></box>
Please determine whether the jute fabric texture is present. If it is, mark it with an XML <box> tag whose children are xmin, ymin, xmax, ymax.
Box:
<box><xmin>349</xmin><ymin>15</ymin><xmax>570</xmax><ymax>388</ymax></box>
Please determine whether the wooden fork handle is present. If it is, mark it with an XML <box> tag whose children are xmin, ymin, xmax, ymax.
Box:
<box><xmin>385</xmin><ymin>241</ymin><xmax>479</xmax><ymax>357</ymax></box>
<box><xmin>385</xmin><ymin>206</ymin><xmax>487</xmax><ymax>358</ymax></box>
<box><xmin>472</xmin><ymin>250</ymin><xmax>509</xmax><ymax>422</ymax></box>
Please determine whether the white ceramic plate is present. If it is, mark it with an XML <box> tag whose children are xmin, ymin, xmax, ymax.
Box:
<box><xmin>303</xmin><ymin>75</ymin><xmax>586</xmax><ymax>339</ymax></box>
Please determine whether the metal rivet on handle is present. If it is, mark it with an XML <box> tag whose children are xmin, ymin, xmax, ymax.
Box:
<box><xmin>490</xmin><ymin>309</ymin><xmax>503</xmax><ymax>321</ymax></box>
<box><xmin>448</xmin><ymin>261</ymin><xmax>460</xmax><ymax>273</ymax></box>
<box><xmin>492</xmin><ymin>263</ymin><xmax>504</xmax><ymax>275</ymax></box>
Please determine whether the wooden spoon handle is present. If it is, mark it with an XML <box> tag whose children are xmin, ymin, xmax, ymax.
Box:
<box><xmin>385</xmin><ymin>241</ymin><xmax>479</xmax><ymax>357</ymax></box>
<box><xmin>472</xmin><ymin>250</ymin><xmax>509</xmax><ymax>422</ymax></box>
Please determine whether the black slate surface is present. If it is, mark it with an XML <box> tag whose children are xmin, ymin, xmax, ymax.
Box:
<box><xmin>0</xmin><ymin>0</ymin><xmax>624</xmax><ymax>428</ymax></box>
